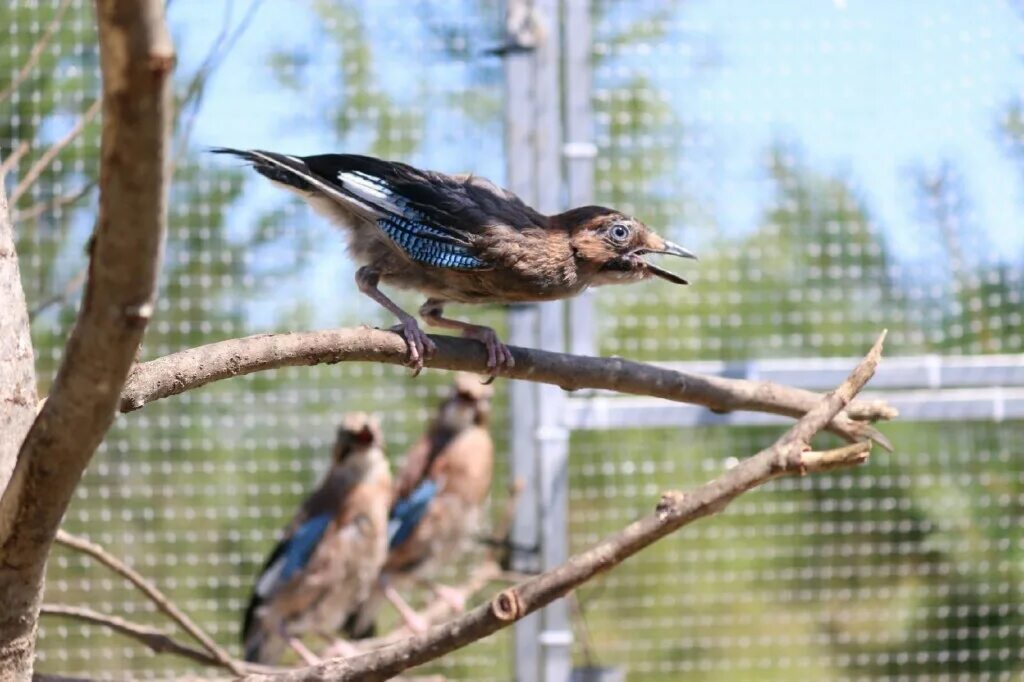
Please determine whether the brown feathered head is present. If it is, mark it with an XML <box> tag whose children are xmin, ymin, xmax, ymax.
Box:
<box><xmin>557</xmin><ymin>206</ymin><xmax>697</xmax><ymax>286</ymax></box>
<box><xmin>332</xmin><ymin>412</ymin><xmax>382</xmax><ymax>462</ymax></box>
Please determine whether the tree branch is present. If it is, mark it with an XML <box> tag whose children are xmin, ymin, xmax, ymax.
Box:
<box><xmin>0</xmin><ymin>1</ymin><xmax>174</xmax><ymax>675</ymax></box>
<box><xmin>54</xmin><ymin>531</ymin><xmax>244</xmax><ymax>675</ymax></box>
<box><xmin>39</xmin><ymin>605</ymin><xmax>239</xmax><ymax>672</ymax></box>
<box><xmin>242</xmin><ymin>331</ymin><xmax>887</xmax><ymax>682</ymax></box>
<box><xmin>9</xmin><ymin>99</ymin><xmax>102</xmax><ymax>206</ymax></box>
<box><xmin>0</xmin><ymin>0</ymin><xmax>75</xmax><ymax>105</ymax></box>
<box><xmin>0</xmin><ymin>170</ymin><xmax>38</xmax><ymax>510</ymax></box>
<box><xmin>119</xmin><ymin>328</ymin><xmax>895</xmax><ymax>449</ymax></box>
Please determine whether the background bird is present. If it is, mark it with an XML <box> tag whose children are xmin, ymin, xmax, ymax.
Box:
<box><xmin>242</xmin><ymin>413</ymin><xmax>392</xmax><ymax>665</ymax></box>
<box><xmin>213</xmin><ymin>148</ymin><xmax>697</xmax><ymax>374</ymax></box>
<box><xmin>345</xmin><ymin>373</ymin><xmax>495</xmax><ymax>637</ymax></box>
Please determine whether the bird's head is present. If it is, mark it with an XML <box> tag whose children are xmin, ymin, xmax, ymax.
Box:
<box><xmin>438</xmin><ymin>373</ymin><xmax>493</xmax><ymax>431</ymax></box>
<box><xmin>559</xmin><ymin>206</ymin><xmax>697</xmax><ymax>286</ymax></box>
<box><xmin>333</xmin><ymin>412</ymin><xmax>382</xmax><ymax>462</ymax></box>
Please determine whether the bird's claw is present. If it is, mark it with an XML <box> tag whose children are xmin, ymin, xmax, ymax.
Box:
<box><xmin>391</xmin><ymin>318</ymin><xmax>436</xmax><ymax>376</ymax></box>
<box><xmin>462</xmin><ymin>326</ymin><xmax>514</xmax><ymax>379</ymax></box>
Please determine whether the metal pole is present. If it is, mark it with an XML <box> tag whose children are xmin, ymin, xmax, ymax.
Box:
<box><xmin>532</xmin><ymin>1</ymin><xmax>573</xmax><ymax>680</ymax></box>
<box><xmin>503</xmin><ymin>1</ymin><xmax>543</xmax><ymax>679</ymax></box>
<box><xmin>564</xmin><ymin>0</ymin><xmax>597</xmax><ymax>358</ymax></box>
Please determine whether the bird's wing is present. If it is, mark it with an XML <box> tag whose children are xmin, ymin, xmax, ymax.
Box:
<box><xmin>387</xmin><ymin>478</ymin><xmax>439</xmax><ymax>549</ymax></box>
<box><xmin>240</xmin><ymin>461</ymin><xmax>366</xmax><ymax>645</ymax></box>
<box><xmin>241</xmin><ymin>512</ymin><xmax>333</xmax><ymax>647</ymax></box>
<box><xmin>214</xmin><ymin>148</ymin><xmax>494</xmax><ymax>270</ymax></box>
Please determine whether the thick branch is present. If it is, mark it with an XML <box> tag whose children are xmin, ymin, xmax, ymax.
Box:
<box><xmin>0</xmin><ymin>0</ymin><xmax>174</xmax><ymax>675</ymax></box>
<box><xmin>0</xmin><ymin>170</ymin><xmax>38</xmax><ymax>509</ymax></box>
<box><xmin>120</xmin><ymin>328</ymin><xmax>895</xmax><ymax>448</ymax></box>
<box><xmin>54</xmin><ymin>531</ymin><xmax>243</xmax><ymax>675</ymax></box>
<box><xmin>245</xmin><ymin>332</ymin><xmax>886</xmax><ymax>682</ymax></box>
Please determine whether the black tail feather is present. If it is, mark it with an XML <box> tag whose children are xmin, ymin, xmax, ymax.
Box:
<box><xmin>210</xmin><ymin>147</ymin><xmax>313</xmax><ymax>193</ymax></box>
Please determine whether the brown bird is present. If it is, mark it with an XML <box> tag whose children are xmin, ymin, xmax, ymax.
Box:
<box><xmin>241</xmin><ymin>413</ymin><xmax>392</xmax><ymax>665</ymax></box>
<box><xmin>214</xmin><ymin>148</ymin><xmax>697</xmax><ymax>374</ymax></box>
<box><xmin>345</xmin><ymin>373</ymin><xmax>494</xmax><ymax>637</ymax></box>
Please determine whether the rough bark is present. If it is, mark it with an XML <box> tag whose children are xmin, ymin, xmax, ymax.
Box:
<box><xmin>0</xmin><ymin>183</ymin><xmax>37</xmax><ymax>500</ymax></box>
<box><xmin>0</xmin><ymin>1</ymin><xmax>174</xmax><ymax>676</ymax></box>
<box><xmin>119</xmin><ymin>328</ymin><xmax>896</xmax><ymax>448</ymax></box>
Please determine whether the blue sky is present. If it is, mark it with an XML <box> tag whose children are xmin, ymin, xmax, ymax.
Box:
<box><xmin>167</xmin><ymin>0</ymin><xmax>1024</xmax><ymax>325</ymax></box>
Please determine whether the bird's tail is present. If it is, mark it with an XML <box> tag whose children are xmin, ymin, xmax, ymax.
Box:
<box><xmin>210</xmin><ymin>147</ymin><xmax>315</xmax><ymax>193</ymax></box>
<box><xmin>342</xmin><ymin>587</ymin><xmax>384</xmax><ymax>640</ymax></box>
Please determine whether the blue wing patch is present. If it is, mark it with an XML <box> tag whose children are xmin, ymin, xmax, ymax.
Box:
<box><xmin>378</xmin><ymin>216</ymin><xmax>488</xmax><ymax>270</ymax></box>
<box><xmin>281</xmin><ymin>513</ymin><xmax>332</xmax><ymax>582</ymax></box>
<box><xmin>387</xmin><ymin>479</ymin><xmax>439</xmax><ymax>549</ymax></box>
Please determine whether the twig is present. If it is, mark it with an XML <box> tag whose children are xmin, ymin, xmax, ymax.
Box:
<box><xmin>0</xmin><ymin>0</ymin><xmax>75</xmax><ymax>105</ymax></box>
<box><xmin>10</xmin><ymin>99</ymin><xmax>102</xmax><ymax>205</ymax></box>
<box><xmin>40</xmin><ymin>605</ymin><xmax>229</xmax><ymax>670</ymax></box>
<box><xmin>0</xmin><ymin>141</ymin><xmax>31</xmax><ymax>181</ymax></box>
<box><xmin>242</xmin><ymin>331</ymin><xmax>886</xmax><ymax>681</ymax></box>
<box><xmin>28</xmin><ymin>265</ymin><xmax>88</xmax><ymax>321</ymax></box>
<box><xmin>12</xmin><ymin>181</ymin><xmax>96</xmax><ymax>224</ymax></box>
<box><xmin>54</xmin><ymin>531</ymin><xmax>244</xmax><ymax>675</ymax></box>
<box><xmin>119</xmin><ymin>328</ymin><xmax>896</xmax><ymax>449</ymax></box>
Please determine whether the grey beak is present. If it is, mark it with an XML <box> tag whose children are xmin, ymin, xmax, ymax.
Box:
<box><xmin>659</xmin><ymin>240</ymin><xmax>698</xmax><ymax>261</ymax></box>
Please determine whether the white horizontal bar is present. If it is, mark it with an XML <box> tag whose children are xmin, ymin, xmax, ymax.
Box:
<box><xmin>564</xmin><ymin>387</ymin><xmax>1024</xmax><ymax>430</ymax></box>
<box><xmin>635</xmin><ymin>354</ymin><xmax>1024</xmax><ymax>392</ymax></box>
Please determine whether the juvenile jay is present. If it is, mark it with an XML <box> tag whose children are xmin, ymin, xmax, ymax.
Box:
<box><xmin>345</xmin><ymin>373</ymin><xmax>494</xmax><ymax>637</ymax></box>
<box><xmin>242</xmin><ymin>413</ymin><xmax>392</xmax><ymax>664</ymax></box>
<box><xmin>214</xmin><ymin>148</ymin><xmax>697</xmax><ymax>374</ymax></box>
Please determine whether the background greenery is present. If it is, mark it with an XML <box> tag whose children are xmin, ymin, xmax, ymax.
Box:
<box><xmin>2</xmin><ymin>0</ymin><xmax>1021</xmax><ymax>679</ymax></box>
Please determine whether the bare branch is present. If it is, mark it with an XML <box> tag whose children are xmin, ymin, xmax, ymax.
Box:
<box><xmin>0</xmin><ymin>0</ymin><xmax>174</xmax><ymax>673</ymax></box>
<box><xmin>9</xmin><ymin>99</ymin><xmax>102</xmax><ymax>206</ymax></box>
<box><xmin>0</xmin><ymin>0</ymin><xmax>75</xmax><ymax>105</ymax></box>
<box><xmin>0</xmin><ymin>142</ymin><xmax>31</xmax><ymax>182</ymax></box>
<box><xmin>40</xmin><ymin>605</ymin><xmax>232</xmax><ymax>671</ymax></box>
<box><xmin>27</xmin><ymin>265</ymin><xmax>88</xmax><ymax>322</ymax></box>
<box><xmin>54</xmin><ymin>531</ymin><xmax>243</xmax><ymax>675</ymax></box>
<box><xmin>242</xmin><ymin>331</ymin><xmax>886</xmax><ymax>682</ymax></box>
<box><xmin>119</xmin><ymin>328</ymin><xmax>896</xmax><ymax>448</ymax></box>
<box><xmin>12</xmin><ymin>181</ymin><xmax>96</xmax><ymax>225</ymax></box>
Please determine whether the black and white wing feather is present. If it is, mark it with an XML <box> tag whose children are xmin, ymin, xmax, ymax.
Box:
<box><xmin>213</xmin><ymin>148</ymin><xmax>491</xmax><ymax>271</ymax></box>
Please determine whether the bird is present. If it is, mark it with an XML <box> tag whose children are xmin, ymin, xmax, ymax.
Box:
<box><xmin>212</xmin><ymin>147</ymin><xmax>697</xmax><ymax>375</ymax></box>
<box><xmin>241</xmin><ymin>413</ymin><xmax>392</xmax><ymax>665</ymax></box>
<box><xmin>344</xmin><ymin>373</ymin><xmax>494</xmax><ymax>637</ymax></box>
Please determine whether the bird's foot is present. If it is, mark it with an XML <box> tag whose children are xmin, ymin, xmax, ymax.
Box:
<box><xmin>389</xmin><ymin>316</ymin><xmax>436</xmax><ymax>377</ymax></box>
<box><xmin>431</xmin><ymin>583</ymin><xmax>467</xmax><ymax>613</ymax></box>
<box><xmin>384</xmin><ymin>583</ymin><xmax>430</xmax><ymax>635</ymax></box>
<box><xmin>461</xmin><ymin>325</ymin><xmax>514</xmax><ymax>377</ymax></box>
<box><xmin>287</xmin><ymin>637</ymin><xmax>321</xmax><ymax>666</ymax></box>
<box><xmin>320</xmin><ymin>638</ymin><xmax>360</xmax><ymax>660</ymax></box>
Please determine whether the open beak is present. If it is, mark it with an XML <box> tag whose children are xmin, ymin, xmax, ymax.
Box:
<box><xmin>644</xmin><ymin>239</ymin><xmax>697</xmax><ymax>285</ymax></box>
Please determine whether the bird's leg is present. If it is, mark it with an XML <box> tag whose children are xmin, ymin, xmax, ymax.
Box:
<box><xmin>382</xmin><ymin>583</ymin><xmax>429</xmax><ymax>635</ymax></box>
<box><xmin>318</xmin><ymin>633</ymin><xmax>360</xmax><ymax>660</ymax></box>
<box><xmin>356</xmin><ymin>266</ymin><xmax>436</xmax><ymax>375</ymax></box>
<box><xmin>423</xmin><ymin>580</ymin><xmax>467</xmax><ymax>613</ymax></box>
<box><xmin>419</xmin><ymin>299</ymin><xmax>515</xmax><ymax>373</ymax></box>
<box><xmin>285</xmin><ymin>635</ymin><xmax>321</xmax><ymax>666</ymax></box>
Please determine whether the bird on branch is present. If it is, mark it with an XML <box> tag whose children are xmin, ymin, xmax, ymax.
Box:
<box><xmin>213</xmin><ymin>148</ymin><xmax>697</xmax><ymax>376</ymax></box>
<box><xmin>345</xmin><ymin>373</ymin><xmax>495</xmax><ymax>637</ymax></box>
<box><xmin>241</xmin><ymin>413</ymin><xmax>392</xmax><ymax>665</ymax></box>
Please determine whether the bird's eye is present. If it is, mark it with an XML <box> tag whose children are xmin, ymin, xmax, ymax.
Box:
<box><xmin>609</xmin><ymin>223</ymin><xmax>631</xmax><ymax>242</ymax></box>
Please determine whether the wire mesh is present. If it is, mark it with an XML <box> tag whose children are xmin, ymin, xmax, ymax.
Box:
<box><xmin>2</xmin><ymin>0</ymin><xmax>1022</xmax><ymax>680</ymax></box>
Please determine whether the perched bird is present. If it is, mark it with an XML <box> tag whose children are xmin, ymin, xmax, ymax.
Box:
<box><xmin>242</xmin><ymin>413</ymin><xmax>392</xmax><ymax>665</ymax></box>
<box><xmin>345</xmin><ymin>373</ymin><xmax>494</xmax><ymax>637</ymax></box>
<box><xmin>213</xmin><ymin>148</ymin><xmax>696</xmax><ymax>374</ymax></box>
